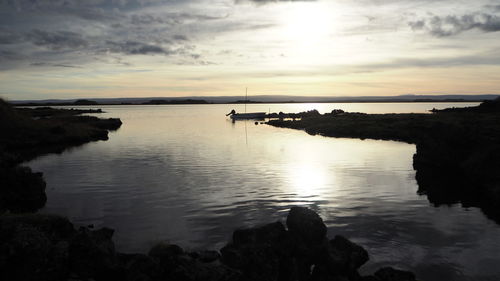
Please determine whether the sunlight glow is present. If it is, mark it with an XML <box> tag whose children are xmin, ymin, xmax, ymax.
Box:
<box><xmin>289</xmin><ymin>163</ymin><xmax>327</xmax><ymax>198</ymax></box>
<box><xmin>281</xmin><ymin>2</ymin><xmax>334</xmax><ymax>45</ymax></box>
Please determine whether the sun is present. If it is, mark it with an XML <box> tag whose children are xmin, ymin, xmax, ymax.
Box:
<box><xmin>280</xmin><ymin>2</ymin><xmax>334</xmax><ymax>46</ymax></box>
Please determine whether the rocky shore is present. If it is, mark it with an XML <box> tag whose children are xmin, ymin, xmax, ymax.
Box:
<box><xmin>0</xmin><ymin>99</ymin><xmax>122</xmax><ymax>213</ymax></box>
<box><xmin>267</xmin><ymin>99</ymin><xmax>500</xmax><ymax>223</ymax></box>
<box><xmin>0</xmin><ymin>207</ymin><xmax>417</xmax><ymax>281</ymax></box>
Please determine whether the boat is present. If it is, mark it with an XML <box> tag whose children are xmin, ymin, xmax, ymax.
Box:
<box><xmin>228</xmin><ymin>112</ymin><xmax>267</xmax><ymax>120</ymax></box>
<box><xmin>226</xmin><ymin>88</ymin><xmax>266</xmax><ymax>120</ymax></box>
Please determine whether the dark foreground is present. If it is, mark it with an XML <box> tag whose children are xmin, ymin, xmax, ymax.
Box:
<box><xmin>268</xmin><ymin>99</ymin><xmax>500</xmax><ymax>223</ymax></box>
<box><xmin>0</xmin><ymin>207</ymin><xmax>416</xmax><ymax>281</ymax></box>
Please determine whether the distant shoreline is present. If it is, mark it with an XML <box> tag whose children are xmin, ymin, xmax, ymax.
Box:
<box><xmin>10</xmin><ymin>99</ymin><xmax>488</xmax><ymax>107</ymax></box>
<box><xmin>6</xmin><ymin>94</ymin><xmax>498</xmax><ymax>106</ymax></box>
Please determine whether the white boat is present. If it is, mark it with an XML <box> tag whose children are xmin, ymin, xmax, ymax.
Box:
<box><xmin>229</xmin><ymin>112</ymin><xmax>267</xmax><ymax>120</ymax></box>
<box><xmin>226</xmin><ymin>88</ymin><xmax>266</xmax><ymax>120</ymax></box>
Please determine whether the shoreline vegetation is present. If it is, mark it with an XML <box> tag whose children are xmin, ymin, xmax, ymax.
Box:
<box><xmin>2</xmin><ymin>98</ymin><xmax>498</xmax><ymax>280</ymax></box>
<box><xmin>268</xmin><ymin>98</ymin><xmax>500</xmax><ymax>224</ymax></box>
<box><xmin>0</xmin><ymin>100</ymin><xmax>121</xmax><ymax>213</ymax></box>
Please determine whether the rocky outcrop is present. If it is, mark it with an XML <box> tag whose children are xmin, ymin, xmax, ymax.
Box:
<box><xmin>0</xmin><ymin>165</ymin><xmax>46</xmax><ymax>213</ymax></box>
<box><xmin>0</xmin><ymin>99</ymin><xmax>122</xmax><ymax>213</ymax></box>
<box><xmin>268</xmin><ymin>99</ymin><xmax>500</xmax><ymax>223</ymax></box>
<box><xmin>0</xmin><ymin>208</ymin><xmax>417</xmax><ymax>281</ymax></box>
<box><xmin>220</xmin><ymin>206</ymin><xmax>414</xmax><ymax>281</ymax></box>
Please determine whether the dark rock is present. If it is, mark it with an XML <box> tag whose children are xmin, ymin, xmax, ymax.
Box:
<box><xmin>0</xmin><ymin>225</ymin><xmax>52</xmax><ymax>281</ymax></box>
<box><xmin>0</xmin><ymin>214</ymin><xmax>75</xmax><ymax>241</ymax></box>
<box><xmin>0</xmin><ymin>165</ymin><xmax>47</xmax><ymax>212</ymax></box>
<box><xmin>328</xmin><ymin>235</ymin><xmax>369</xmax><ymax>272</ymax></box>
<box><xmin>117</xmin><ymin>253</ymin><xmax>159</xmax><ymax>281</ymax></box>
<box><xmin>188</xmin><ymin>260</ymin><xmax>242</xmax><ymax>281</ymax></box>
<box><xmin>220</xmin><ymin>221</ymin><xmax>291</xmax><ymax>281</ymax></box>
<box><xmin>287</xmin><ymin>207</ymin><xmax>327</xmax><ymax>245</ymax></box>
<box><xmin>0</xmin><ymin>214</ymin><xmax>76</xmax><ymax>281</ymax></box>
<box><xmin>374</xmin><ymin>267</ymin><xmax>416</xmax><ymax>281</ymax></box>
<box><xmin>358</xmin><ymin>276</ymin><xmax>380</xmax><ymax>281</ymax></box>
<box><xmin>233</xmin><ymin>221</ymin><xmax>286</xmax><ymax>245</ymax></box>
<box><xmin>190</xmin><ymin>250</ymin><xmax>221</xmax><ymax>263</ymax></box>
<box><xmin>69</xmin><ymin>227</ymin><xmax>117</xmax><ymax>280</ymax></box>
<box><xmin>148</xmin><ymin>242</ymin><xmax>184</xmax><ymax>259</ymax></box>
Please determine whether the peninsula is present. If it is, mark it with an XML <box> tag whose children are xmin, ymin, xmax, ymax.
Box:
<box><xmin>268</xmin><ymin>98</ymin><xmax>500</xmax><ymax>223</ymax></box>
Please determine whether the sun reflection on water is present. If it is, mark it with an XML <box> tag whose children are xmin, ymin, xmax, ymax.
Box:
<box><xmin>289</xmin><ymin>162</ymin><xmax>327</xmax><ymax>198</ymax></box>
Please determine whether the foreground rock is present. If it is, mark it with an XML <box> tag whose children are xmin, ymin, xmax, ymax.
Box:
<box><xmin>0</xmin><ymin>208</ymin><xmax>417</xmax><ymax>281</ymax></box>
<box><xmin>268</xmin><ymin>98</ymin><xmax>500</xmax><ymax>223</ymax></box>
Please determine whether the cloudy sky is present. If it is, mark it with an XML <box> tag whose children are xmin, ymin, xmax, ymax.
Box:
<box><xmin>1</xmin><ymin>0</ymin><xmax>499</xmax><ymax>100</ymax></box>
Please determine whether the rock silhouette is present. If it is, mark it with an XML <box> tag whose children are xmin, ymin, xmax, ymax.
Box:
<box><xmin>0</xmin><ymin>208</ymin><xmax>416</xmax><ymax>281</ymax></box>
<box><xmin>0</xmin><ymin>99</ymin><xmax>122</xmax><ymax>213</ymax></box>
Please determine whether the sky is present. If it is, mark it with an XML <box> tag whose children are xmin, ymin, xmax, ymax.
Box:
<box><xmin>0</xmin><ymin>0</ymin><xmax>500</xmax><ymax>100</ymax></box>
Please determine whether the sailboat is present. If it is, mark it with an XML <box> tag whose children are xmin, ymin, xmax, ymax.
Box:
<box><xmin>226</xmin><ymin>88</ymin><xmax>266</xmax><ymax>120</ymax></box>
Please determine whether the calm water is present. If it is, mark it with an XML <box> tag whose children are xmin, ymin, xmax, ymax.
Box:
<box><xmin>28</xmin><ymin>103</ymin><xmax>500</xmax><ymax>281</ymax></box>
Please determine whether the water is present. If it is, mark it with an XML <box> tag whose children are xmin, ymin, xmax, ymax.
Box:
<box><xmin>27</xmin><ymin>102</ymin><xmax>500</xmax><ymax>281</ymax></box>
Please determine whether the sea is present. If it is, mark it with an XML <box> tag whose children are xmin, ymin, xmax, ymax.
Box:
<box><xmin>27</xmin><ymin>102</ymin><xmax>500</xmax><ymax>281</ymax></box>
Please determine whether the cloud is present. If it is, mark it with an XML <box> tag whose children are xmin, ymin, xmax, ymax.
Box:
<box><xmin>237</xmin><ymin>0</ymin><xmax>316</xmax><ymax>3</ymax></box>
<box><xmin>26</xmin><ymin>29</ymin><xmax>89</xmax><ymax>50</ymax></box>
<box><xmin>0</xmin><ymin>28</ymin><xmax>23</xmax><ymax>44</ymax></box>
<box><xmin>104</xmin><ymin>40</ymin><xmax>172</xmax><ymax>55</ymax></box>
<box><xmin>173</xmin><ymin>34</ymin><xmax>189</xmax><ymax>41</ymax></box>
<box><xmin>30</xmin><ymin>62</ymin><xmax>82</xmax><ymax>68</ymax></box>
<box><xmin>409</xmin><ymin>13</ymin><xmax>500</xmax><ymax>37</ymax></box>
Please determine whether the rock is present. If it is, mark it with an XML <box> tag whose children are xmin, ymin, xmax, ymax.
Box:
<box><xmin>148</xmin><ymin>242</ymin><xmax>184</xmax><ymax>260</ymax></box>
<box><xmin>0</xmin><ymin>165</ymin><xmax>47</xmax><ymax>213</ymax></box>
<box><xmin>69</xmin><ymin>227</ymin><xmax>117</xmax><ymax>280</ymax></box>
<box><xmin>286</xmin><ymin>207</ymin><xmax>327</xmax><ymax>246</ymax></box>
<box><xmin>189</xmin><ymin>250</ymin><xmax>221</xmax><ymax>263</ymax></box>
<box><xmin>0</xmin><ymin>207</ymin><xmax>417</xmax><ymax>281</ymax></box>
<box><xmin>328</xmin><ymin>235</ymin><xmax>369</xmax><ymax>272</ymax></box>
<box><xmin>0</xmin><ymin>214</ymin><xmax>78</xmax><ymax>281</ymax></box>
<box><xmin>189</xmin><ymin>260</ymin><xmax>242</xmax><ymax>281</ymax></box>
<box><xmin>358</xmin><ymin>276</ymin><xmax>380</xmax><ymax>281</ymax></box>
<box><xmin>117</xmin><ymin>253</ymin><xmax>159</xmax><ymax>281</ymax></box>
<box><xmin>0</xmin><ymin>225</ymin><xmax>52</xmax><ymax>281</ymax></box>
<box><xmin>220</xmin><ymin>222</ymin><xmax>290</xmax><ymax>281</ymax></box>
<box><xmin>374</xmin><ymin>267</ymin><xmax>416</xmax><ymax>281</ymax></box>
<box><xmin>233</xmin><ymin>221</ymin><xmax>286</xmax><ymax>245</ymax></box>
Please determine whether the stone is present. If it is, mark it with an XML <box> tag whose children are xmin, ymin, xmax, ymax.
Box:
<box><xmin>190</xmin><ymin>250</ymin><xmax>221</xmax><ymax>263</ymax></box>
<box><xmin>68</xmin><ymin>227</ymin><xmax>117</xmax><ymax>280</ymax></box>
<box><xmin>286</xmin><ymin>207</ymin><xmax>327</xmax><ymax>246</ymax></box>
<box><xmin>374</xmin><ymin>267</ymin><xmax>416</xmax><ymax>281</ymax></box>
<box><xmin>148</xmin><ymin>242</ymin><xmax>184</xmax><ymax>260</ymax></box>
<box><xmin>328</xmin><ymin>235</ymin><xmax>369</xmax><ymax>272</ymax></box>
<box><xmin>233</xmin><ymin>221</ymin><xmax>286</xmax><ymax>245</ymax></box>
<box><xmin>220</xmin><ymin>222</ymin><xmax>291</xmax><ymax>281</ymax></box>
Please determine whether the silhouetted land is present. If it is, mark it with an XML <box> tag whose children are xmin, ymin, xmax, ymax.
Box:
<box><xmin>0</xmin><ymin>207</ymin><xmax>416</xmax><ymax>281</ymax></box>
<box><xmin>0</xmin><ymin>99</ymin><xmax>121</xmax><ymax>212</ymax></box>
<box><xmin>141</xmin><ymin>99</ymin><xmax>211</xmax><ymax>105</ymax></box>
<box><xmin>268</xmin><ymin>98</ymin><xmax>500</xmax><ymax>223</ymax></box>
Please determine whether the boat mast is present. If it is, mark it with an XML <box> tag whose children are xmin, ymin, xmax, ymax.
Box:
<box><xmin>245</xmin><ymin>87</ymin><xmax>247</xmax><ymax>113</ymax></box>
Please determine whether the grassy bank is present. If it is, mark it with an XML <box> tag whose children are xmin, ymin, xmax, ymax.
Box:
<box><xmin>0</xmin><ymin>99</ymin><xmax>121</xmax><ymax>213</ymax></box>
